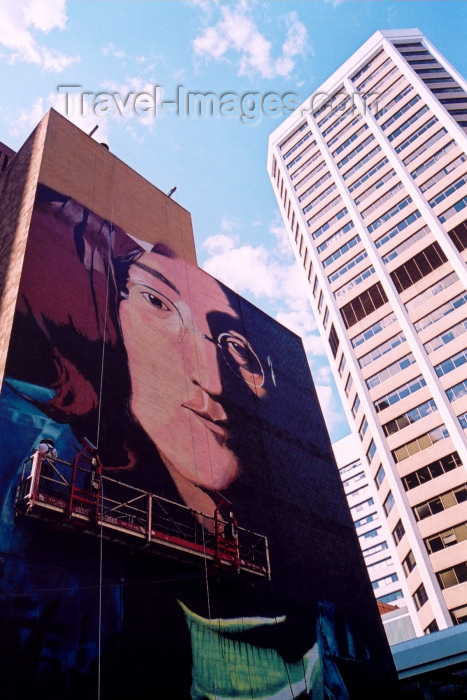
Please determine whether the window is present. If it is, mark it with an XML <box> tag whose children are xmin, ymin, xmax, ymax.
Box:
<box><xmin>377</xmin><ymin>590</ymin><xmax>403</xmax><ymax>605</ymax></box>
<box><xmin>340</xmin><ymin>282</ymin><xmax>388</xmax><ymax>329</ymax></box>
<box><xmin>396</xmin><ymin>116</ymin><xmax>438</xmax><ymax>155</ymax></box>
<box><xmin>351</xmin><ymin>395</ymin><xmax>360</xmax><ymax>417</ymax></box>
<box><xmin>354</xmin><ymin>512</ymin><xmax>378</xmax><ymax>528</ymax></box>
<box><xmin>335</xmin><ymin>266</ymin><xmax>374</xmax><ymax>299</ymax></box>
<box><xmin>449</xmin><ymin>220</ymin><xmax>467</xmax><ymax>252</ymax></box>
<box><xmin>366</xmin><ymin>440</ymin><xmax>376</xmax><ymax>465</ymax></box>
<box><xmin>343</xmin><ymin>145</ymin><xmax>382</xmax><ymax>181</ymax></box>
<box><xmin>283</xmin><ymin>131</ymin><xmax>312</xmax><ymax>160</ymax></box>
<box><xmin>382</xmin><ymin>225</ymin><xmax>430</xmax><ymax>264</ymax></box>
<box><xmin>402</xmin><ymin>550</ymin><xmax>416</xmax><ymax>577</ymax></box>
<box><xmin>439</xmin><ymin>195</ymin><xmax>467</xmax><ymax>224</ymax></box>
<box><xmin>402</xmin><ymin>452</ymin><xmax>461</xmax><ymax>491</ymax></box>
<box><xmin>425</xmin><ymin>522</ymin><xmax>467</xmax><ymax>554</ymax></box>
<box><xmin>413</xmin><ymin>484</ymin><xmax>467</xmax><ymax>521</ymax></box>
<box><xmin>413</xmin><ymin>583</ymin><xmax>428</xmax><ymax>610</ymax></box>
<box><xmin>313</xmin><ymin>277</ymin><xmax>318</xmax><ymax>297</ymax></box>
<box><xmin>322</xmin><ymin>234</ymin><xmax>360</xmax><ymax>268</ymax></box>
<box><xmin>359</xmin><ymin>417</ymin><xmax>368</xmax><ymax>440</ymax></box>
<box><xmin>360</xmin><ymin>180</ymin><xmax>403</xmax><ymax>219</ymax></box>
<box><xmin>328</xmin><ymin>250</ymin><xmax>368</xmax><ymax>285</ymax></box>
<box><xmin>367</xmin><ymin>557</ymin><xmax>392</xmax><ymax>576</ymax></box>
<box><xmin>429</xmin><ymin>174</ymin><xmax>467</xmax><ymax>208</ymax></box>
<box><xmin>359</xmin><ymin>527</ymin><xmax>381</xmax><ymax>543</ymax></box>
<box><xmin>328</xmin><ymin>324</ymin><xmax>340</xmax><ymax>358</ymax></box>
<box><xmin>318</xmin><ymin>291</ymin><xmax>324</xmax><ymax>311</ymax></box>
<box><xmin>363</xmin><ymin>541</ymin><xmax>388</xmax><ymax>558</ymax></box>
<box><xmin>403</xmin><ymin>127</ymin><xmax>447</xmax><ymax>167</ymax></box>
<box><xmin>391</xmin><ymin>242</ymin><xmax>447</xmax><ymax>293</ymax></box>
<box><xmin>308</xmin><ymin>201</ymin><xmax>345</xmax><ymax>234</ymax></box>
<box><xmin>338</xmin><ymin>134</ymin><xmax>375</xmax><ymax>170</ymax></box>
<box><xmin>323</xmin><ymin>307</ymin><xmax>329</xmax><ymax>329</ymax></box>
<box><xmin>451</xmin><ymin>605</ymin><xmax>467</xmax><ymax>625</ymax></box>
<box><xmin>375</xmin><ymin>465</ymin><xmax>385</xmax><ymax>489</ymax></box>
<box><xmin>392</xmin><ymin>425</ymin><xmax>449</xmax><ymax>463</ymax></box>
<box><xmin>372</xmin><ymin>573</ymin><xmax>398</xmax><ymax>590</ymax></box>
<box><xmin>438</xmin><ymin>562</ymin><xmax>467</xmax><ymax>590</ymax></box>
<box><xmin>387</xmin><ymin>104</ymin><xmax>429</xmax><ymax>142</ymax></box>
<box><xmin>367</xmin><ymin>195</ymin><xmax>413</xmax><ymax>233</ymax></box>
<box><xmin>393</xmin><ymin>519</ymin><xmax>405</xmax><ymax>546</ymax></box>
<box><xmin>351</xmin><ymin>313</ymin><xmax>396</xmax><ymax>349</ymax></box>
<box><xmin>383</xmin><ymin>399</ymin><xmax>437</xmax><ymax>437</ymax></box>
<box><xmin>435</xmin><ymin>348</ymin><xmax>467</xmax><ymax>378</ymax></box>
<box><xmin>375</xmin><ymin>375</ymin><xmax>426</xmax><ymax>413</ymax></box>
<box><xmin>338</xmin><ymin>354</ymin><xmax>346</xmax><ymax>376</ymax></box>
<box><xmin>383</xmin><ymin>491</ymin><xmax>395</xmax><ymax>516</ymax></box>
<box><xmin>424</xmin><ymin>620</ymin><xmax>439</xmax><ymax>635</ymax></box>
<box><xmin>302</xmin><ymin>182</ymin><xmax>337</xmax><ymax>215</ymax></box>
<box><xmin>358</xmin><ymin>331</ymin><xmax>405</xmax><ymax>369</ymax></box>
<box><xmin>447</xmin><ymin>379</ymin><xmax>467</xmax><ymax>402</ymax></box>
<box><xmin>424</xmin><ymin>318</ymin><xmax>467</xmax><ymax>354</ymax></box>
<box><xmin>375</xmin><ymin>210</ymin><xmax>421</xmax><ymax>249</ymax></box>
<box><xmin>317</xmin><ymin>221</ymin><xmax>355</xmax><ymax>255</ymax></box>
<box><xmin>366</xmin><ymin>353</ymin><xmax>416</xmax><ymax>391</ymax></box>
<box><xmin>345</xmin><ymin>374</ymin><xmax>353</xmax><ymax>397</ymax></box>
<box><xmin>410</xmin><ymin>273</ymin><xmax>460</xmax><ymax>320</ymax></box>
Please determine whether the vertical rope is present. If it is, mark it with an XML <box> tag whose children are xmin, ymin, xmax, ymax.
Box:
<box><xmin>94</xmin><ymin>157</ymin><xmax>116</xmax><ymax>700</ymax></box>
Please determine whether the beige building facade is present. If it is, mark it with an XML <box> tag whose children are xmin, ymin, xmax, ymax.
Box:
<box><xmin>268</xmin><ymin>28</ymin><xmax>467</xmax><ymax>637</ymax></box>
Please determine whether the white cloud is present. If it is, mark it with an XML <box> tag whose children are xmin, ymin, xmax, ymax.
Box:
<box><xmin>202</xmin><ymin>216</ymin><xmax>321</xmax><ymax>355</ymax></box>
<box><xmin>0</xmin><ymin>0</ymin><xmax>79</xmax><ymax>72</ymax></box>
<box><xmin>10</xmin><ymin>92</ymin><xmax>110</xmax><ymax>145</ymax></box>
<box><xmin>192</xmin><ymin>4</ymin><xmax>308</xmax><ymax>79</ymax></box>
<box><xmin>102</xmin><ymin>42</ymin><xmax>127</xmax><ymax>60</ymax></box>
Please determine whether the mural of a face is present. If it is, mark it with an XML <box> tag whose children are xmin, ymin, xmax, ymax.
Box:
<box><xmin>118</xmin><ymin>251</ymin><xmax>264</xmax><ymax>493</ymax></box>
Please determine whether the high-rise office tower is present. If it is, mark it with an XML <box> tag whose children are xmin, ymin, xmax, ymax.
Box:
<box><xmin>268</xmin><ymin>28</ymin><xmax>467</xmax><ymax>638</ymax></box>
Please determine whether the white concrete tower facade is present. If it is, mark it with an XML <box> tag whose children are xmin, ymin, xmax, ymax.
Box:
<box><xmin>268</xmin><ymin>29</ymin><xmax>467</xmax><ymax>637</ymax></box>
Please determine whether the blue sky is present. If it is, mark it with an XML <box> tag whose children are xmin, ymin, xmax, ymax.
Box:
<box><xmin>1</xmin><ymin>0</ymin><xmax>467</xmax><ymax>442</ymax></box>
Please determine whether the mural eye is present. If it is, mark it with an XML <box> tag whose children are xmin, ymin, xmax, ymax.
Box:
<box><xmin>141</xmin><ymin>291</ymin><xmax>171</xmax><ymax>313</ymax></box>
<box><xmin>221</xmin><ymin>334</ymin><xmax>264</xmax><ymax>384</ymax></box>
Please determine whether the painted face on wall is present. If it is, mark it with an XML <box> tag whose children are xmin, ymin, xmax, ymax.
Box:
<box><xmin>118</xmin><ymin>251</ymin><xmax>265</xmax><ymax>494</ymax></box>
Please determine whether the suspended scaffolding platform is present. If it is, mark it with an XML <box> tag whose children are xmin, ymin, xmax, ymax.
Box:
<box><xmin>14</xmin><ymin>444</ymin><xmax>270</xmax><ymax>579</ymax></box>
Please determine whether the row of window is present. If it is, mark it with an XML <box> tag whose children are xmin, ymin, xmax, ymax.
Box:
<box><xmin>283</xmin><ymin>130</ymin><xmax>312</xmax><ymax>161</ymax></box>
<box><xmin>375</xmin><ymin>374</ymin><xmax>426</xmax><ymax>414</ymax></box>
<box><xmin>343</xmin><ymin>145</ymin><xmax>382</xmax><ymax>182</ymax></box>
<box><xmin>429</xmin><ymin>173</ymin><xmax>467</xmax><ymax>208</ymax></box>
<box><xmin>411</xmin><ymin>140</ymin><xmax>455</xmax><ymax>180</ymax></box>
<box><xmin>396</xmin><ymin>116</ymin><xmax>438</xmax><ymax>155</ymax></box>
<box><xmin>367</xmin><ymin>352</ymin><xmax>415</xmax><ymax>391</ymax></box>
<box><xmin>382</xmin><ymin>94</ymin><xmax>421</xmax><ymax>132</ymax></box>
<box><xmin>335</xmin><ymin>266</ymin><xmax>374</xmax><ymax>299</ymax></box>
<box><xmin>447</xmin><ymin>378</ymin><xmax>467</xmax><ymax>403</ymax></box>
<box><xmin>355</xmin><ymin>55</ymin><xmax>391</xmax><ymax>92</ymax></box>
<box><xmin>338</xmin><ymin>134</ymin><xmax>375</xmax><ymax>170</ymax></box>
<box><xmin>420</xmin><ymin>153</ymin><xmax>465</xmax><ymax>194</ymax></box>
<box><xmin>375</xmin><ymin>210</ymin><xmax>421</xmax><ymax>249</ymax></box>
<box><xmin>287</xmin><ymin>140</ymin><xmax>316</xmax><ymax>172</ymax></box>
<box><xmin>383</xmin><ymin>398</ymin><xmax>437</xmax><ymax>437</ymax></box>
<box><xmin>402</xmin><ymin>452</ymin><xmax>461</xmax><ymax>491</ymax></box>
<box><xmin>368</xmin><ymin>195</ymin><xmax>413</xmax><ymax>234</ymax></box>
<box><xmin>425</xmin><ymin>318</ymin><xmax>467</xmax><ymax>354</ymax></box>
<box><xmin>355</xmin><ymin>168</ymin><xmax>395</xmax><ymax>207</ymax></box>
<box><xmin>348</xmin><ymin>157</ymin><xmax>388</xmax><ymax>194</ymax></box>
<box><xmin>392</xmin><ymin>425</ymin><xmax>449</xmax><ymax>463</ymax></box>
<box><xmin>290</xmin><ymin>146</ymin><xmax>320</xmax><ymax>181</ymax></box>
<box><xmin>425</xmin><ymin>521</ymin><xmax>467</xmax><ymax>554</ymax></box>
<box><xmin>439</xmin><ymin>194</ymin><xmax>467</xmax><ymax>224</ymax></box>
<box><xmin>323</xmin><ymin>233</ymin><xmax>360</xmax><ymax>269</ymax></box>
<box><xmin>413</xmin><ymin>484</ymin><xmax>467</xmax><ymax>521</ymax></box>
<box><xmin>406</xmin><ymin>271</ymin><xmax>458</xmax><ymax>314</ymax></box>
<box><xmin>389</xmin><ymin>105</ymin><xmax>429</xmax><ymax>144</ymax></box>
<box><xmin>404</xmin><ymin>127</ymin><xmax>447</xmax><ymax>167</ymax></box>
<box><xmin>329</xmin><ymin>245</ymin><xmax>369</xmax><ymax>285</ymax></box>
<box><xmin>375</xmin><ymin>81</ymin><xmax>413</xmax><ymax>121</ymax></box>
<box><xmin>372</xmin><ymin>572</ymin><xmax>398</xmax><ymax>590</ymax></box>
<box><xmin>391</xmin><ymin>241</ymin><xmax>447</xmax><ymax>294</ymax></box>
<box><xmin>310</xmin><ymin>205</ymin><xmax>346</xmax><ymax>237</ymax></box>
<box><xmin>358</xmin><ymin>331</ymin><xmax>405</xmax><ymax>369</ymax></box>
<box><xmin>327</xmin><ymin>113</ymin><xmax>361</xmax><ymax>149</ymax></box>
<box><xmin>361</xmin><ymin>180</ymin><xmax>404</xmax><ymax>220</ymax></box>
<box><xmin>435</xmin><ymin>347</ymin><xmax>467</xmax><ymax>378</ymax></box>
<box><xmin>322</xmin><ymin>104</ymin><xmax>356</xmax><ymax>140</ymax></box>
<box><xmin>382</xmin><ymin>225</ymin><xmax>430</xmax><ymax>264</ymax></box>
<box><xmin>333</xmin><ymin>123</ymin><xmax>368</xmax><ymax>157</ymax></box>
<box><xmin>297</xmin><ymin>166</ymin><xmax>329</xmax><ymax>201</ymax></box>
<box><xmin>351</xmin><ymin>312</ymin><xmax>396</xmax><ymax>349</ymax></box>
<box><xmin>303</xmin><ymin>182</ymin><xmax>337</xmax><ymax>215</ymax></box>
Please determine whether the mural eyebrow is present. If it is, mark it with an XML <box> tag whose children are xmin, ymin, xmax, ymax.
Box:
<box><xmin>132</xmin><ymin>262</ymin><xmax>180</xmax><ymax>295</ymax></box>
